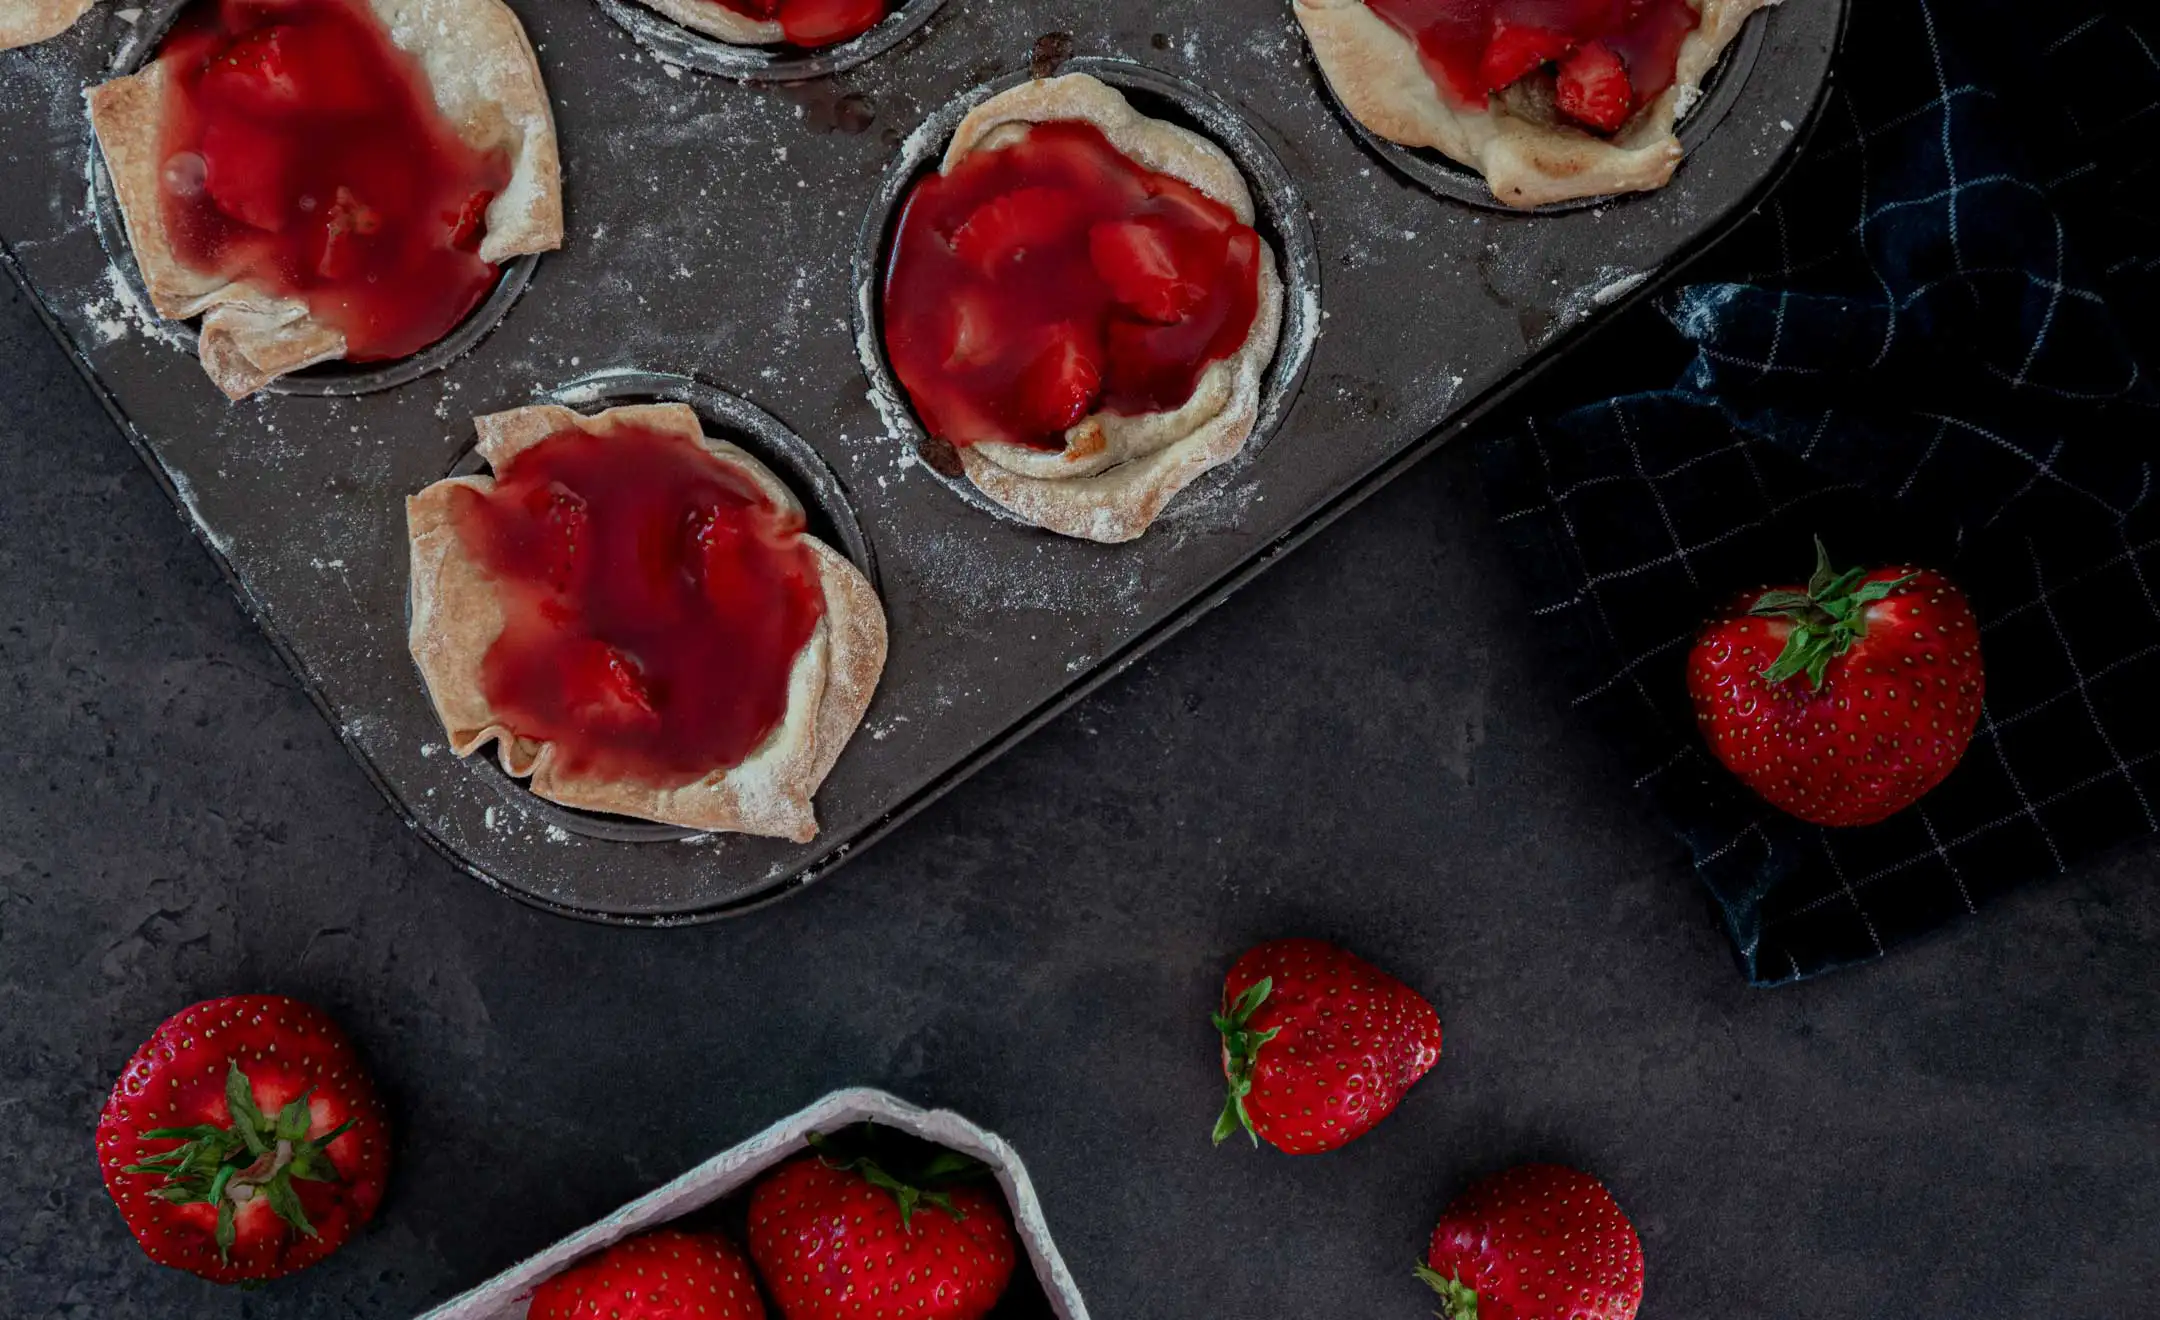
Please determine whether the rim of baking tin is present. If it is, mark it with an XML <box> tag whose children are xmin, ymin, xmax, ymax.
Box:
<box><xmin>850</xmin><ymin>56</ymin><xmax>1323</xmax><ymax>531</ymax></box>
<box><xmin>1313</xmin><ymin>9</ymin><xmax>1771</xmax><ymax>215</ymax></box>
<box><xmin>594</xmin><ymin>0</ymin><xmax>948</xmax><ymax>83</ymax></box>
<box><xmin>417</xmin><ymin>370</ymin><xmax>880</xmax><ymax>845</ymax></box>
<box><xmin>84</xmin><ymin>0</ymin><xmax>541</xmax><ymax>398</ymax></box>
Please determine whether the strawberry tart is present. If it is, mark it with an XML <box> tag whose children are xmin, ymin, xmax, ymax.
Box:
<box><xmin>1296</xmin><ymin>0</ymin><xmax>1774</xmax><ymax>207</ymax></box>
<box><xmin>880</xmin><ymin>73</ymin><xmax>1285</xmax><ymax>543</ymax></box>
<box><xmin>87</xmin><ymin>0</ymin><xmax>562</xmax><ymax>398</ymax></box>
<box><xmin>406</xmin><ymin>403</ymin><xmax>888</xmax><ymax>842</ymax></box>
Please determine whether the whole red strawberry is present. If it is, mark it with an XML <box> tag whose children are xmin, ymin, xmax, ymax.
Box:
<box><xmin>1418</xmin><ymin>1164</ymin><xmax>1644</xmax><ymax>1320</ymax></box>
<box><xmin>1212</xmin><ymin>938</ymin><xmax>1442</xmax><ymax>1154</ymax></box>
<box><xmin>1688</xmin><ymin>538</ymin><xmax>1984</xmax><ymax>827</ymax></box>
<box><xmin>528</xmin><ymin>1228</ymin><xmax>765</xmax><ymax>1319</ymax></box>
<box><xmin>746</xmin><ymin>1137</ymin><xmax>1016</xmax><ymax>1320</ymax></box>
<box><xmin>95</xmin><ymin>995</ymin><xmax>390</xmax><ymax>1283</ymax></box>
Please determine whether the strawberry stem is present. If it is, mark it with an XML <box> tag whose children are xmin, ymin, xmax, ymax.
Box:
<box><xmin>1747</xmin><ymin>538</ymin><xmax>1916</xmax><ymax>691</ymax></box>
<box><xmin>1415</xmin><ymin>1263</ymin><xmax>1481</xmax><ymax>1320</ymax></box>
<box><xmin>1211</xmin><ymin>977</ymin><xmax>1281</xmax><ymax>1147</ymax></box>
<box><xmin>121</xmin><ymin>1062</ymin><xmax>350</xmax><ymax>1263</ymax></box>
<box><xmin>804</xmin><ymin>1127</ymin><xmax>985</xmax><ymax>1233</ymax></box>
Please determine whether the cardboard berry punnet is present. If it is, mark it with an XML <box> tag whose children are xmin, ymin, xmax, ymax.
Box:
<box><xmin>413</xmin><ymin>1088</ymin><xmax>1088</xmax><ymax>1319</ymax></box>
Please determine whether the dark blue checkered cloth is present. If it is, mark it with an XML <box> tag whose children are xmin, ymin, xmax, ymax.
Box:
<box><xmin>1480</xmin><ymin>0</ymin><xmax>2160</xmax><ymax>982</ymax></box>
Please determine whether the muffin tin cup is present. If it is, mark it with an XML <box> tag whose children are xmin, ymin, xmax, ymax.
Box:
<box><xmin>595</xmin><ymin>0</ymin><xmax>950</xmax><ymax>82</ymax></box>
<box><xmin>850</xmin><ymin>56</ymin><xmax>1324</xmax><ymax>528</ymax></box>
<box><xmin>85</xmin><ymin>0</ymin><xmax>542</xmax><ymax>399</ymax></box>
<box><xmin>1313</xmin><ymin>10</ymin><xmax>1773</xmax><ymax>215</ymax></box>
<box><xmin>424</xmin><ymin>370</ymin><xmax>881</xmax><ymax>846</ymax></box>
<box><xmin>410</xmin><ymin>1088</ymin><xmax>1089</xmax><ymax>1319</ymax></box>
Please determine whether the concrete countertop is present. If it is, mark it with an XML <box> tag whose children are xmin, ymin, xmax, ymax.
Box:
<box><xmin>1</xmin><ymin>272</ymin><xmax>2153</xmax><ymax>1316</ymax></box>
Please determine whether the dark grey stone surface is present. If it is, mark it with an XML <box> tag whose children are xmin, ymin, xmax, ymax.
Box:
<box><xmin>2</xmin><ymin>270</ymin><xmax>2155</xmax><ymax>1318</ymax></box>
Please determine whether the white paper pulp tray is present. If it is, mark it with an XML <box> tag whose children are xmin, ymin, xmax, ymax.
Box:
<box><xmin>414</xmin><ymin>1088</ymin><xmax>1090</xmax><ymax>1320</ymax></box>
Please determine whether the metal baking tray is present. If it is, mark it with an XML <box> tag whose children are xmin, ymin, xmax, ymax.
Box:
<box><xmin>0</xmin><ymin>0</ymin><xmax>1843</xmax><ymax>921</ymax></box>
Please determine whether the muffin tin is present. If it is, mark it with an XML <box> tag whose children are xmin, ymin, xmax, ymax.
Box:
<box><xmin>0</xmin><ymin>0</ymin><xmax>1844</xmax><ymax>921</ymax></box>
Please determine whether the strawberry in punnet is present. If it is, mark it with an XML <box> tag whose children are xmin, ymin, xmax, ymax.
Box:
<box><xmin>1556</xmin><ymin>41</ymin><xmax>1634</xmax><ymax>133</ymax></box>
<box><xmin>528</xmin><ymin>1228</ymin><xmax>765</xmax><ymax>1320</ymax></box>
<box><xmin>95</xmin><ymin>995</ymin><xmax>389</xmax><ymax>1284</ymax></box>
<box><xmin>1213</xmin><ymin>938</ymin><xmax>1441</xmax><ymax>1154</ymax></box>
<box><xmin>746</xmin><ymin>1133</ymin><xmax>1016</xmax><ymax>1320</ymax></box>
<box><xmin>1418</xmin><ymin>1164</ymin><xmax>1644</xmax><ymax>1320</ymax></box>
<box><xmin>1687</xmin><ymin>538</ymin><xmax>1985</xmax><ymax>827</ymax></box>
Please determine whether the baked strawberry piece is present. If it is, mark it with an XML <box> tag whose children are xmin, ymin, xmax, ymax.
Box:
<box><xmin>1368</xmin><ymin>0</ymin><xmax>1704</xmax><ymax>135</ymax></box>
<box><xmin>95</xmin><ymin>995</ymin><xmax>389</xmax><ymax>1284</ymax></box>
<box><xmin>879</xmin><ymin>73</ymin><xmax>1284</xmax><ymax>542</ymax></box>
<box><xmin>407</xmin><ymin>403</ymin><xmax>888</xmax><ymax>841</ymax></box>
<box><xmin>86</xmin><ymin>0</ymin><xmax>561</xmax><ymax>397</ymax></box>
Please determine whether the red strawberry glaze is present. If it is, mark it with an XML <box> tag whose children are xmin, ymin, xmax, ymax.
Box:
<box><xmin>1364</xmin><ymin>0</ymin><xmax>1701</xmax><ymax>125</ymax></box>
<box><xmin>882</xmin><ymin>120</ymin><xmax>1265</xmax><ymax>452</ymax></box>
<box><xmin>151</xmin><ymin>0</ymin><xmax>512</xmax><ymax>362</ymax></box>
<box><xmin>448</xmin><ymin>424</ymin><xmax>826</xmax><ymax>788</ymax></box>
<box><xmin>708</xmin><ymin>0</ymin><xmax>887</xmax><ymax>46</ymax></box>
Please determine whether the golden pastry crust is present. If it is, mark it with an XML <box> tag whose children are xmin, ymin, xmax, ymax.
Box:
<box><xmin>405</xmin><ymin>403</ymin><xmax>888</xmax><ymax>842</ymax></box>
<box><xmin>627</xmin><ymin>0</ymin><xmax>783</xmax><ymax>45</ymax></box>
<box><xmin>1296</xmin><ymin>0</ymin><xmax>1775</xmax><ymax>208</ymax></box>
<box><xmin>85</xmin><ymin>0</ymin><xmax>564</xmax><ymax>399</ymax></box>
<box><xmin>933</xmin><ymin>73</ymin><xmax>1286</xmax><ymax>544</ymax></box>
<box><xmin>1</xmin><ymin>0</ymin><xmax>96</xmax><ymax>50</ymax></box>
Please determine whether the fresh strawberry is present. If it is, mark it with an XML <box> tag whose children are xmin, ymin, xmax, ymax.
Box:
<box><xmin>200</xmin><ymin>116</ymin><xmax>295</xmax><ymax>232</ymax></box>
<box><xmin>950</xmin><ymin>186</ymin><xmax>1080</xmax><ymax>275</ymax></box>
<box><xmin>1418</xmin><ymin>1164</ymin><xmax>1644</xmax><ymax>1320</ymax></box>
<box><xmin>1556</xmin><ymin>40</ymin><xmax>1634</xmax><ymax>133</ymax></box>
<box><xmin>446</xmin><ymin>189</ymin><xmax>494</xmax><ymax>252</ymax></box>
<box><xmin>1088</xmin><ymin>217</ymin><xmax>1211</xmax><ymax>324</ymax></box>
<box><xmin>1687</xmin><ymin>539</ymin><xmax>1984</xmax><ymax>827</ymax></box>
<box><xmin>746</xmin><ymin>1137</ymin><xmax>1016</xmax><ymax>1320</ymax></box>
<box><xmin>1480</xmin><ymin>19</ymin><xmax>1573</xmax><ymax>92</ymax></box>
<box><xmin>95</xmin><ymin>995</ymin><xmax>389</xmax><ymax>1284</ymax></box>
<box><xmin>1213</xmin><ymin>938</ymin><xmax>1441</xmax><ymax>1155</ymax></box>
<box><xmin>528</xmin><ymin>1228</ymin><xmax>766</xmax><ymax>1320</ymax></box>
<box><xmin>1016</xmin><ymin>323</ymin><xmax>1103</xmax><ymax>436</ymax></box>
<box><xmin>777</xmin><ymin>0</ymin><xmax>884</xmax><ymax>48</ymax></box>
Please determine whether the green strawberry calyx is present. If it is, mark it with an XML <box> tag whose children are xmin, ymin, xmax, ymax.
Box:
<box><xmin>1414</xmin><ymin>1263</ymin><xmax>1480</xmax><ymax>1320</ymax></box>
<box><xmin>121</xmin><ymin>1061</ymin><xmax>353</xmax><ymax>1263</ymax></box>
<box><xmin>804</xmin><ymin>1128</ymin><xmax>984</xmax><ymax>1233</ymax></box>
<box><xmin>1211</xmin><ymin>976</ymin><xmax>1281</xmax><ymax>1147</ymax></box>
<box><xmin>1748</xmin><ymin>538</ymin><xmax>1917</xmax><ymax>691</ymax></box>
